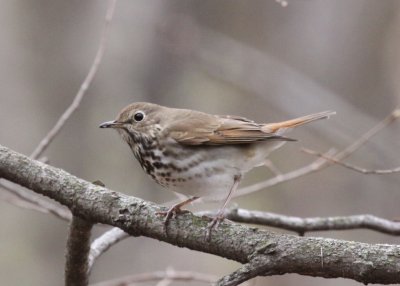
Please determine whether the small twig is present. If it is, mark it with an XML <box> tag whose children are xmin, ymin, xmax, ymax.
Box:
<box><xmin>0</xmin><ymin>0</ymin><xmax>118</xmax><ymax>221</ymax></box>
<box><xmin>302</xmin><ymin>148</ymin><xmax>400</xmax><ymax>175</ymax></box>
<box><xmin>0</xmin><ymin>184</ymin><xmax>52</xmax><ymax>212</ymax></box>
<box><xmin>30</xmin><ymin>0</ymin><xmax>117</xmax><ymax>160</ymax></box>
<box><xmin>216</xmin><ymin>257</ymin><xmax>271</xmax><ymax>286</ymax></box>
<box><xmin>263</xmin><ymin>159</ymin><xmax>282</xmax><ymax>176</ymax></box>
<box><xmin>65</xmin><ymin>216</ymin><xmax>94</xmax><ymax>286</ymax></box>
<box><xmin>0</xmin><ymin>180</ymin><xmax>71</xmax><ymax>220</ymax></box>
<box><xmin>235</xmin><ymin>149</ymin><xmax>335</xmax><ymax>197</ymax></box>
<box><xmin>235</xmin><ymin>107</ymin><xmax>400</xmax><ymax>197</ymax></box>
<box><xmin>155</xmin><ymin>267</ymin><xmax>176</xmax><ymax>286</ymax></box>
<box><xmin>88</xmin><ymin>227</ymin><xmax>128</xmax><ymax>272</ymax></box>
<box><xmin>299</xmin><ymin>108</ymin><xmax>400</xmax><ymax>175</ymax></box>
<box><xmin>198</xmin><ymin>208</ymin><xmax>400</xmax><ymax>235</ymax></box>
<box><xmin>334</xmin><ymin>107</ymin><xmax>400</xmax><ymax>161</ymax></box>
<box><xmin>89</xmin><ymin>270</ymin><xmax>217</xmax><ymax>286</ymax></box>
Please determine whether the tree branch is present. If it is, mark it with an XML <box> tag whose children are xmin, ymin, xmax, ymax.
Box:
<box><xmin>0</xmin><ymin>0</ymin><xmax>117</xmax><ymax>223</ymax></box>
<box><xmin>1</xmin><ymin>144</ymin><xmax>400</xmax><ymax>285</ymax></box>
<box><xmin>30</xmin><ymin>0</ymin><xmax>117</xmax><ymax>160</ymax></box>
<box><xmin>302</xmin><ymin>148</ymin><xmax>400</xmax><ymax>175</ymax></box>
<box><xmin>89</xmin><ymin>207</ymin><xmax>400</xmax><ymax>271</ymax></box>
<box><xmin>235</xmin><ymin>150</ymin><xmax>334</xmax><ymax>197</ymax></box>
<box><xmin>0</xmin><ymin>180</ymin><xmax>71</xmax><ymax>220</ymax></box>
<box><xmin>88</xmin><ymin>227</ymin><xmax>127</xmax><ymax>272</ymax></box>
<box><xmin>65</xmin><ymin>216</ymin><xmax>93</xmax><ymax>286</ymax></box>
<box><xmin>200</xmin><ymin>208</ymin><xmax>400</xmax><ymax>236</ymax></box>
<box><xmin>236</xmin><ymin>107</ymin><xmax>399</xmax><ymax>198</ymax></box>
<box><xmin>217</xmin><ymin>256</ymin><xmax>271</xmax><ymax>286</ymax></box>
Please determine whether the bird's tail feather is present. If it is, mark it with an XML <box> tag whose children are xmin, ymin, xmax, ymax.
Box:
<box><xmin>262</xmin><ymin>111</ymin><xmax>336</xmax><ymax>133</ymax></box>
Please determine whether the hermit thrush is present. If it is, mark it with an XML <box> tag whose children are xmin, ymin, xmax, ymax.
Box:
<box><xmin>100</xmin><ymin>102</ymin><xmax>334</xmax><ymax>238</ymax></box>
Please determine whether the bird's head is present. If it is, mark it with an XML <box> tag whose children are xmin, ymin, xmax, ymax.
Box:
<box><xmin>99</xmin><ymin>102</ymin><xmax>163</xmax><ymax>146</ymax></box>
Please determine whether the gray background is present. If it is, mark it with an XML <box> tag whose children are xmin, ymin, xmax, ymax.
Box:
<box><xmin>1</xmin><ymin>0</ymin><xmax>400</xmax><ymax>285</ymax></box>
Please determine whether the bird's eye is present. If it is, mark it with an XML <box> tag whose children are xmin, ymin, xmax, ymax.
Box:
<box><xmin>133</xmin><ymin>111</ymin><xmax>145</xmax><ymax>122</ymax></box>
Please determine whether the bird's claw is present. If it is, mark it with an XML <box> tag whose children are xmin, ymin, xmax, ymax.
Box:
<box><xmin>205</xmin><ymin>215</ymin><xmax>225</xmax><ymax>241</ymax></box>
<box><xmin>156</xmin><ymin>206</ymin><xmax>188</xmax><ymax>220</ymax></box>
<box><xmin>156</xmin><ymin>206</ymin><xmax>190</xmax><ymax>232</ymax></box>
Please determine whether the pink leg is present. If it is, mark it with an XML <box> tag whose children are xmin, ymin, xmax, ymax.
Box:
<box><xmin>206</xmin><ymin>174</ymin><xmax>242</xmax><ymax>240</ymax></box>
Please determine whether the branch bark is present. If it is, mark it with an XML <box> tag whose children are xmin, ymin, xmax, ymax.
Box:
<box><xmin>65</xmin><ymin>216</ymin><xmax>93</xmax><ymax>286</ymax></box>
<box><xmin>88</xmin><ymin>227</ymin><xmax>127</xmax><ymax>272</ymax></box>
<box><xmin>199</xmin><ymin>208</ymin><xmax>400</xmax><ymax>236</ymax></box>
<box><xmin>1</xmin><ymin>144</ymin><xmax>400</xmax><ymax>285</ymax></box>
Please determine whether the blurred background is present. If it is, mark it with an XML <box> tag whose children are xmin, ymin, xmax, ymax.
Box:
<box><xmin>1</xmin><ymin>0</ymin><xmax>400</xmax><ymax>285</ymax></box>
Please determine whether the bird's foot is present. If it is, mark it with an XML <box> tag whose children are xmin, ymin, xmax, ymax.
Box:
<box><xmin>205</xmin><ymin>214</ymin><xmax>225</xmax><ymax>241</ymax></box>
<box><xmin>156</xmin><ymin>205</ymin><xmax>189</xmax><ymax>222</ymax></box>
<box><xmin>156</xmin><ymin>204</ymin><xmax>190</xmax><ymax>234</ymax></box>
<box><xmin>156</xmin><ymin>197</ymin><xmax>198</xmax><ymax>232</ymax></box>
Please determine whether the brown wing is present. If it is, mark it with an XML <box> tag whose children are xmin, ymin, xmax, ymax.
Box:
<box><xmin>167</xmin><ymin>111</ymin><xmax>289</xmax><ymax>145</ymax></box>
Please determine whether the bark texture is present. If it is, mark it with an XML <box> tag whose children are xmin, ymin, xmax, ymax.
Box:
<box><xmin>65</xmin><ymin>216</ymin><xmax>93</xmax><ymax>286</ymax></box>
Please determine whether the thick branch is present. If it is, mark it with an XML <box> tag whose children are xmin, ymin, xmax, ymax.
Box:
<box><xmin>1</xmin><ymin>144</ymin><xmax>400</xmax><ymax>285</ymax></box>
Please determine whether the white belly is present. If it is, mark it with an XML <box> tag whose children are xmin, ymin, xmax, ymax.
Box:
<box><xmin>146</xmin><ymin>141</ymin><xmax>286</xmax><ymax>201</ymax></box>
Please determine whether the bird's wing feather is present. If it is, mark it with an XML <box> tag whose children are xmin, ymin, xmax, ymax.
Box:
<box><xmin>167</xmin><ymin>111</ymin><xmax>289</xmax><ymax>145</ymax></box>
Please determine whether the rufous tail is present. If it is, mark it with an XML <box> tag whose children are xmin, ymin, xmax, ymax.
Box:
<box><xmin>262</xmin><ymin>111</ymin><xmax>335</xmax><ymax>133</ymax></box>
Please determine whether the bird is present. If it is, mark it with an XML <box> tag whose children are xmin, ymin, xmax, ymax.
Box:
<box><xmin>100</xmin><ymin>102</ymin><xmax>335</xmax><ymax>238</ymax></box>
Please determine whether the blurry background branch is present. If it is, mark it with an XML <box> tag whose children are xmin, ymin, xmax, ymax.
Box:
<box><xmin>89</xmin><ymin>268</ymin><xmax>218</xmax><ymax>286</ymax></box>
<box><xmin>303</xmin><ymin>148</ymin><xmax>400</xmax><ymax>175</ymax></box>
<box><xmin>235</xmin><ymin>106</ymin><xmax>399</xmax><ymax>197</ymax></box>
<box><xmin>0</xmin><ymin>180</ymin><xmax>71</xmax><ymax>220</ymax></box>
<box><xmin>301</xmin><ymin>107</ymin><xmax>400</xmax><ymax>174</ymax></box>
<box><xmin>29</xmin><ymin>0</ymin><xmax>117</xmax><ymax>160</ymax></box>
<box><xmin>0</xmin><ymin>0</ymin><xmax>117</xmax><ymax>224</ymax></box>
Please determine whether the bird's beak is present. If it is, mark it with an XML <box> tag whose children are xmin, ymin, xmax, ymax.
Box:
<box><xmin>99</xmin><ymin>120</ymin><xmax>123</xmax><ymax>129</ymax></box>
